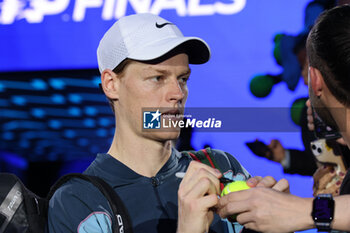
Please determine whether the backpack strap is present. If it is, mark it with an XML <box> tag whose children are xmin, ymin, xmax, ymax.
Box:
<box><xmin>47</xmin><ymin>173</ymin><xmax>133</xmax><ymax>233</ymax></box>
<box><xmin>182</xmin><ymin>147</ymin><xmax>225</xmax><ymax>190</ymax></box>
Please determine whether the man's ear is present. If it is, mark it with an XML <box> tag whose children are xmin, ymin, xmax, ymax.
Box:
<box><xmin>309</xmin><ymin>66</ymin><xmax>324</xmax><ymax>97</ymax></box>
<box><xmin>101</xmin><ymin>69</ymin><xmax>120</xmax><ymax>100</ymax></box>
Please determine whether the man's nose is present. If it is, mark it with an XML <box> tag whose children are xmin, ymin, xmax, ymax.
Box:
<box><xmin>167</xmin><ymin>79</ymin><xmax>185</xmax><ymax>102</ymax></box>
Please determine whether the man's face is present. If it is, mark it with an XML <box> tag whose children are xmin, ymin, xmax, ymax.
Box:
<box><xmin>115</xmin><ymin>53</ymin><xmax>190</xmax><ymax>141</ymax></box>
<box><xmin>308</xmin><ymin>68</ymin><xmax>339</xmax><ymax>131</ymax></box>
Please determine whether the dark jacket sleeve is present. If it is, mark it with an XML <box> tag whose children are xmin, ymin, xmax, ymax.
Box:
<box><xmin>284</xmin><ymin>149</ymin><xmax>318</xmax><ymax>176</ymax></box>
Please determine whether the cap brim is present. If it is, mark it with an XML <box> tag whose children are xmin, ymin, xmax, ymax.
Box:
<box><xmin>127</xmin><ymin>37</ymin><xmax>210</xmax><ymax>64</ymax></box>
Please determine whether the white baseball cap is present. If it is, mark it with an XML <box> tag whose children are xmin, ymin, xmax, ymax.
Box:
<box><xmin>97</xmin><ymin>13</ymin><xmax>211</xmax><ymax>73</ymax></box>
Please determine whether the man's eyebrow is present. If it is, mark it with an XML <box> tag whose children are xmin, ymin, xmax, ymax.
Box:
<box><xmin>143</xmin><ymin>67</ymin><xmax>191</xmax><ymax>76</ymax></box>
<box><xmin>180</xmin><ymin>69</ymin><xmax>191</xmax><ymax>77</ymax></box>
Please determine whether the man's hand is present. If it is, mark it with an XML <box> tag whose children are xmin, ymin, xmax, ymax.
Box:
<box><xmin>306</xmin><ymin>99</ymin><xmax>315</xmax><ymax>131</ymax></box>
<box><xmin>246</xmin><ymin>176</ymin><xmax>290</xmax><ymax>193</ymax></box>
<box><xmin>177</xmin><ymin>161</ymin><xmax>221</xmax><ymax>233</ymax></box>
<box><xmin>313</xmin><ymin>165</ymin><xmax>344</xmax><ymax>196</ymax></box>
<box><xmin>267</xmin><ymin>140</ymin><xmax>285</xmax><ymax>163</ymax></box>
<box><xmin>217</xmin><ymin>187</ymin><xmax>313</xmax><ymax>233</ymax></box>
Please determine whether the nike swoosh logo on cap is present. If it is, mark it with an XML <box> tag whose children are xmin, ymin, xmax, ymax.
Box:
<box><xmin>155</xmin><ymin>22</ymin><xmax>173</xmax><ymax>28</ymax></box>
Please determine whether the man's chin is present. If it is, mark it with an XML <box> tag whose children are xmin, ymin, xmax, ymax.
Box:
<box><xmin>147</xmin><ymin>130</ymin><xmax>181</xmax><ymax>142</ymax></box>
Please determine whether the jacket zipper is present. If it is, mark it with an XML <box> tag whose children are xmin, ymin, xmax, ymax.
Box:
<box><xmin>150</xmin><ymin>176</ymin><xmax>170</xmax><ymax>218</ymax></box>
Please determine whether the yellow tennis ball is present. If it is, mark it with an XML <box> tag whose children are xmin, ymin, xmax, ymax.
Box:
<box><xmin>220</xmin><ymin>181</ymin><xmax>251</xmax><ymax>222</ymax></box>
<box><xmin>221</xmin><ymin>181</ymin><xmax>251</xmax><ymax>197</ymax></box>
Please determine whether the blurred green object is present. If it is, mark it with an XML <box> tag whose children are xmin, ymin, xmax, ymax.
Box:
<box><xmin>290</xmin><ymin>97</ymin><xmax>307</xmax><ymax>126</ymax></box>
<box><xmin>273</xmin><ymin>33</ymin><xmax>283</xmax><ymax>65</ymax></box>
<box><xmin>249</xmin><ymin>74</ymin><xmax>274</xmax><ymax>98</ymax></box>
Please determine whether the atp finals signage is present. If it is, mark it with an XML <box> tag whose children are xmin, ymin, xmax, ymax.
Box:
<box><xmin>0</xmin><ymin>0</ymin><xmax>246</xmax><ymax>24</ymax></box>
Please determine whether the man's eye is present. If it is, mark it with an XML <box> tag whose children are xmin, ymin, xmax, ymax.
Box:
<box><xmin>151</xmin><ymin>76</ymin><xmax>162</xmax><ymax>82</ymax></box>
<box><xmin>179</xmin><ymin>77</ymin><xmax>189</xmax><ymax>83</ymax></box>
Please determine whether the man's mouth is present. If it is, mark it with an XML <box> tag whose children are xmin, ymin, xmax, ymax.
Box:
<box><xmin>161</xmin><ymin>108</ymin><xmax>184</xmax><ymax>120</ymax></box>
<box><xmin>162</xmin><ymin>109</ymin><xmax>180</xmax><ymax>116</ymax></box>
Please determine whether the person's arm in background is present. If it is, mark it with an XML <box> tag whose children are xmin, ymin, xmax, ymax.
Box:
<box><xmin>268</xmin><ymin>139</ymin><xmax>317</xmax><ymax>176</ymax></box>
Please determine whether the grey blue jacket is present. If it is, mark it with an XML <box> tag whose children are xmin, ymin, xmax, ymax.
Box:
<box><xmin>48</xmin><ymin>148</ymin><xmax>251</xmax><ymax>233</ymax></box>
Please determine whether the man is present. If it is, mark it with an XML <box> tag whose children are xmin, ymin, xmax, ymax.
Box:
<box><xmin>217</xmin><ymin>5</ymin><xmax>350</xmax><ymax>233</ymax></box>
<box><xmin>48</xmin><ymin>13</ymin><xmax>287</xmax><ymax>233</ymax></box>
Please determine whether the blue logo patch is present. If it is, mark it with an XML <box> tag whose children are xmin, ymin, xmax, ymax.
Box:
<box><xmin>143</xmin><ymin>110</ymin><xmax>161</xmax><ymax>129</ymax></box>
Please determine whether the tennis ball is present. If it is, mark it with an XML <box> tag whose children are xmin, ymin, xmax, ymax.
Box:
<box><xmin>221</xmin><ymin>181</ymin><xmax>251</xmax><ymax>197</ymax></box>
<box><xmin>221</xmin><ymin>181</ymin><xmax>251</xmax><ymax>222</ymax></box>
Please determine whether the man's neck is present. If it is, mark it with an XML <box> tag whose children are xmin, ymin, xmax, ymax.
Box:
<box><xmin>331</xmin><ymin>107</ymin><xmax>350</xmax><ymax>148</ymax></box>
<box><xmin>107</xmin><ymin>131</ymin><xmax>173</xmax><ymax>178</ymax></box>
